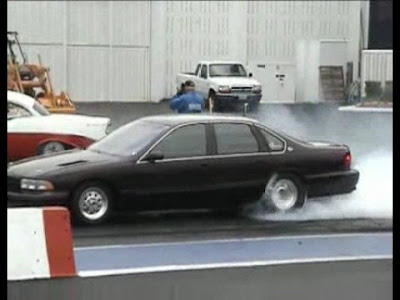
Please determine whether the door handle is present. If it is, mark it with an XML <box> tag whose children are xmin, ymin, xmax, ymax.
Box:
<box><xmin>200</xmin><ymin>163</ymin><xmax>208</xmax><ymax>168</ymax></box>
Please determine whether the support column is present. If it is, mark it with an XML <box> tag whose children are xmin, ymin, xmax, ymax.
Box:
<box><xmin>228</xmin><ymin>1</ymin><xmax>248</xmax><ymax>62</ymax></box>
<box><xmin>150</xmin><ymin>1</ymin><xmax>167</xmax><ymax>102</ymax></box>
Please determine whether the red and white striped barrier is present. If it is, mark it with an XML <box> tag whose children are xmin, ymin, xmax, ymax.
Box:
<box><xmin>8</xmin><ymin>207</ymin><xmax>76</xmax><ymax>281</ymax></box>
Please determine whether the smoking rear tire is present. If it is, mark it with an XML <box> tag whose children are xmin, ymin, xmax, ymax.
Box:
<box><xmin>38</xmin><ymin>141</ymin><xmax>66</xmax><ymax>155</ymax></box>
<box><xmin>261</xmin><ymin>173</ymin><xmax>306</xmax><ymax>212</ymax></box>
<box><xmin>71</xmin><ymin>182</ymin><xmax>113</xmax><ymax>225</ymax></box>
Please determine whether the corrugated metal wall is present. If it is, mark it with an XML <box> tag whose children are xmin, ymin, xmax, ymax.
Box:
<box><xmin>361</xmin><ymin>50</ymin><xmax>393</xmax><ymax>97</ymax></box>
<box><xmin>8</xmin><ymin>1</ymin><xmax>151</xmax><ymax>102</ymax></box>
<box><xmin>164</xmin><ymin>1</ymin><xmax>233</xmax><ymax>96</ymax></box>
<box><xmin>164</xmin><ymin>0</ymin><xmax>361</xmax><ymax>100</ymax></box>
<box><xmin>247</xmin><ymin>1</ymin><xmax>352</xmax><ymax>62</ymax></box>
<box><xmin>8</xmin><ymin>1</ymin><xmax>362</xmax><ymax>102</ymax></box>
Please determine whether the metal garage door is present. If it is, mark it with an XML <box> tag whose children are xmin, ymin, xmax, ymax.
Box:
<box><xmin>8</xmin><ymin>1</ymin><xmax>151</xmax><ymax>102</ymax></box>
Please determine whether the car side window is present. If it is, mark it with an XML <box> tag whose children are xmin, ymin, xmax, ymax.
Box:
<box><xmin>259</xmin><ymin>128</ymin><xmax>285</xmax><ymax>152</ymax></box>
<box><xmin>214</xmin><ymin>123</ymin><xmax>259</xmax><ymax>154</ymax></box>
<box><xmin>194</xmin><ymin>64</ymin><xmax>201</xmax><ymax>76</ymax></box>
<box><xmin>7</xmin><ymin>102</ymin><xmax>31</xmax><ymax>119</ymax></box>
<box><xmin>151</xmin><ymin>124</ymin><xmax>207</xmax><ymax>159</ymax></box>
<box><xmin>200</xmin><ymin>65</ymin><xmax>207</xmax><ymax>79</ymax></box>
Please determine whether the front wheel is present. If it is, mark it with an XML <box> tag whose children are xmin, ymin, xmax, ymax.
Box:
<box><xmin>261</xmin><ymin>173</ymin><xmax>306</xmax><ymax>212</ymax></box>
<box><xmin>71</xmin><ymin>182</ymin><xmax>113</xmax><ymax>225</ymax></box>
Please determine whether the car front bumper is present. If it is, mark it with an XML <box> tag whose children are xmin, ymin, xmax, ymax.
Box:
<box><xmin>305</xmin><ymin>169</ymin><xmax>360</xmax><ymax>198</ymax></box>
<box><xmin>7</xmin><ymin>190</ymin><xmax>70</xmax><ymax>207</ymax></box>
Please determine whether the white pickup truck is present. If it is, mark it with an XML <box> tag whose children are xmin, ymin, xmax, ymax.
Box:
<box><xmin>176</xmin><ymin>61</ymin><xmax>262</xmax><ymax>111</ymax></box>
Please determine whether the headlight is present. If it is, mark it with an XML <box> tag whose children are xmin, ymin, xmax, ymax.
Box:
<box><xmin>20</xmin><ymin>179</ymin><xmax>54</xmax><ymax>191</ymax></box>
<box><xmin>218</xmin><ymin>86</ymin><xmax>231</xmax><ymax>93</ymax></box>
<box><xmin>252</xmin><ymin>85</ymin><xmax>262</xmax><ymax>93</ymax></box>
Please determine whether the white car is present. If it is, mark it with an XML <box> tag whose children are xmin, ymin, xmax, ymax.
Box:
<box><xmin>176</xmin><ymin>61</ymin><xmax>262</xmax><ymax>111</ymax></box>
<box><xmin>7</xmin><ymin>91</ymin><xmax>111</xmax><ymax>161</ymax></box>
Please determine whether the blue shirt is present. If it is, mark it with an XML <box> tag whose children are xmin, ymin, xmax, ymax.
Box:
<box><xmin>169</xmin><ymin>91</ymin><xmax>205</xmax><ymax>113</ymax></box>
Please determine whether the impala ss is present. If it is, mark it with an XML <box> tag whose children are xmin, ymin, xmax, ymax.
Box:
<box><xmin>7</xmin><ymin>114</ymin><xmax>359</xmax><ymax>224</ymax></box>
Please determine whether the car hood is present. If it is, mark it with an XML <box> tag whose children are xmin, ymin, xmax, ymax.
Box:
<box><xmin>208</xmin><ymin>77</ymin><xmax>261</xmax><ymax>87</ymax></box>
<box><xmin>7</xmin><ymin>149</ymin><xmax>115</xmax><ymax>178</ymax></box>
<box><xmin>8</xmin><ymin>114</ymin><xmax>111</xmax><ymax>140</ymax></box>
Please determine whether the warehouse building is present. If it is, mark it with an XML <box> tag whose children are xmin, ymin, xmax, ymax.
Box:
<box><xmin>8</xmin><ymin>1</ymin><xmax>368</xmax><ymax>103</ymax></box>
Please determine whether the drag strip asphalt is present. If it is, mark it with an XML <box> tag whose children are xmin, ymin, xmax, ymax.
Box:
<box><xmin>73</xmin><ymin>211</ymin><xmax>392</xmax><ymax>247</ymax></box>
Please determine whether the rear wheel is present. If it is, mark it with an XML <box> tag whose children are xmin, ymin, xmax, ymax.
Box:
<box><xmin>38</xmin><ymin>141</ymin><xmax>66</xmax><ymax>155</ymax></box>
<box><xmin>261</xmin><ymin>173</ymin><xmax>306</xmax><ymax>212</ymax></box>
<box><xmin>71</xmin><ymin>182</ymin><xmax>113</xmax><ymax>225</ymax></box>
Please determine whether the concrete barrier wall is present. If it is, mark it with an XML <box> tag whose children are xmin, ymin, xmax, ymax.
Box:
<box><xmin>7</xmin><ymin>207</ymin><xmax>76</xmax><ymax>281</ymax></box>
<box><xmin>8</xmin><ymin>259</ymin><xmax>392</xmax><ymax>300</ymax></box>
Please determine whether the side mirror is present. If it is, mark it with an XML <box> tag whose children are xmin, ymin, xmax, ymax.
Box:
<box><xmin>249</xmin><ymin>72</ymin><xmax>253</xmax><ymax>78</ymax></box>
<box><xmin>143</xmin><ymin>151</ymin><xmax>164</xmax><ymax>163</ymax></box>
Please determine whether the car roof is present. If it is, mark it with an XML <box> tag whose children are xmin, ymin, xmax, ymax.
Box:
<box><xmin>7</xmin><ymin>91</ymin><xmax>35</xmax><ymax>108</ymax></box>
<box><xmin>138</xmin><ymin>114</ymin><xmax>258</xmax><ymax>126</ymax></box>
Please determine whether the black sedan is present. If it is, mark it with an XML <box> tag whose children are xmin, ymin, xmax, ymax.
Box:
<box><xmin>8</xmin><ymin>114</ymin><xmax>359</xmax><ymax>224</ymax></box>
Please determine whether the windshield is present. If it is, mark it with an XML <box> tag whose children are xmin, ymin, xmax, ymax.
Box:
<box><xmin>88</xmin><ymin>120</ymin><xmax>170</xmax><ymax>156</ymax></box>
<box><xmin>209</xmin><ymin>64</ymin><xmax>247</xmax><ymax>77</ymax></box>
<box><xmin>33</xmin><ymin>102</ymin><xmax>50</xmax><ymax>116</ymax></box>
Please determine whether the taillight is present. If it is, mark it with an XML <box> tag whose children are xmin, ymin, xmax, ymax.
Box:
<box><xmin>343</xmin><ymin>152</ymin><xmax>351</xmax><ymax>167</ymax></box>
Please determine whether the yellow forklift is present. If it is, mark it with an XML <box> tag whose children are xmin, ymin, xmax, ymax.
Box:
<box><xmin>7</xmin><ymin>31</ymin><xmax>76</xmax><ymax>114</ymax></box>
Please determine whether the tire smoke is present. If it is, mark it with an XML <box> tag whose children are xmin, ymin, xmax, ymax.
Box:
<box><xmin>246</xmin><ymin>150</ymin><xmax>392</xmax><ymax>221</ymax></box>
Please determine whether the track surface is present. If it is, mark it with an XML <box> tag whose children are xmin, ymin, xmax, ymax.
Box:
<box><xmin>73</xmin><ymin>210</ymin><xmax>392</xmax><ymax>247</ymax></box>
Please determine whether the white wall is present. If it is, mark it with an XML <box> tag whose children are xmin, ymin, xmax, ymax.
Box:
<box><xmin>296</xmin><ymin>40</ymin><xmax>320</xmax><ymax>103</ymax></box>
<box><xmin>8</xmin><ymin>1</ymin><xmax>363</xmax><ymax>103</ymax></box>
<box><xmin>162</xmin><ymin>1</ymin><xmax>241</xmax><ymax>96</ymax></box>
<box><xmin>8</xmin><ymin>1</ymin><xmax>151</xmax><ymax>102</ymax></box>
<box><xmin>247</xmin><ymin>1</ymin><xmax>361</xmax><ymax>102</ymax></box>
